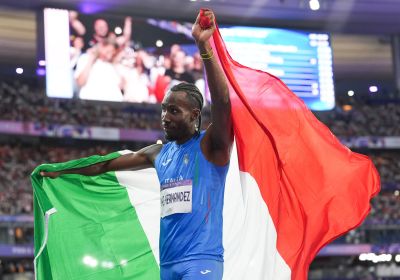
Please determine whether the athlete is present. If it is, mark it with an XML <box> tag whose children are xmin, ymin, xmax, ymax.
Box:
<box><xmin>41</xmin><ymin>10</ymin><xmax>233</xmax><ymax>280</ymax></box>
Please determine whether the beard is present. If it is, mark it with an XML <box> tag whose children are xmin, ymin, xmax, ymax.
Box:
<box><xmin>164</xmin><ymin>130</ymin><xmax>177</xmax><ymax>142</ymax></box>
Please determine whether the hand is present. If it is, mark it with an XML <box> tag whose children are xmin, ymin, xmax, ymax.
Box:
<box><xmin>40</xmin><ymin>171</ymin><xmax>61</xmax><ymax>179</ymax></box>
<box><xmin>192</xmin><ymin>9</ymin><xmax>215</xmax><ymax>45</ymax></box>
<box><xmin>69</xmin><ymin>11</ymin><xmax>78</xmax><ymax>21</ymax></box>
<box><xmin>86</xmin><ymin>46</ymin><xmax>99</xmax><ymax>61</ymax></box>
<box><xmin>125</xmin><ymin>16</ymin><xmax>132</xmax><ymax>25</ymax></box>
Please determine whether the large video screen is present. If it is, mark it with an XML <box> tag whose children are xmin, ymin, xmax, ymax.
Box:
<box><xmin>219</xmin><ymin>26</ymin><xmax>335</xmax><ymax>110</ymax></box>
<box><xmin>42</xmin><ymin>8</ymin><xmax>334</xmax><ymax>110</ymax></box>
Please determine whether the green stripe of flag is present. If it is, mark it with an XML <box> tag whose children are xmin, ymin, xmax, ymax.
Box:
<box><xmin>31</xmin><ymin>152</ymin><xmax>160</xmax><ymax>280</ymax></box>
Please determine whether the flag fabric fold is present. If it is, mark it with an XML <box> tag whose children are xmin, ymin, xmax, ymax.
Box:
<box><xmin>31</xmin><ymin>152</ymin><xmax>161</xmax><ymax>280</ymax></box>
<box><xmin>210</xmin><ymin>23</ymin><xmax>380</xmax><ymax>279</ymax></box>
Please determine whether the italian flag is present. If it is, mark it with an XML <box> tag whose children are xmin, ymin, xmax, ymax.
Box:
<box><xmin>31</xmin><ymin>23</ymin><xmax>380</xmax><ymax>280</ymax></box>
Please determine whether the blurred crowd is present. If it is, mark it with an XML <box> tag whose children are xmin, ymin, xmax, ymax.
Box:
<box><xmin>0</xmin><ymin>143</ymin><xmax>116</xmax><ymax>215</ymax></box>
<box><xmin>68</xmin><ymin>12</ymin><xmax>207</xmax><ymax>104</ymax></box>
<box><xmin>0</xmin><ymin>259</ymin><xmax>33</xmax><ymax>280</ymax></box>
<box><xmin>368</xmin><ymin>191</ymin><xmax>400</xmax><ymax>226</ymax></box>
<box><xmin>309</xmin><ymin>259</ymin><xmax>396</xmax><ymax>280</ymax></box>
<box><xmin>371</xmin><ymin>153</ymin><xmax>400</xmax><ymax>187</ymax></box>
<box><xmin>0</xmin><ymin>80</ymin><xmax>211</xmax><ymax>131</ymax></box>
<box><xmin>316</xmin><ymin>101</ymin><xmax>400</xmax><ymax>137</ymax></box>
<box><xmin>0</xmin><ymin>81</ymin><xmax>161</xmax><ymax>130</ymax></box>
<box><xmin>337</xmin><ymin>189</ymin><xmax>400</xmax><ymax>244</ymax></box>
<box><xmin>1</xmin><ymin>80</ymin><xmax>398</xmax><ymax>138</ymax></box>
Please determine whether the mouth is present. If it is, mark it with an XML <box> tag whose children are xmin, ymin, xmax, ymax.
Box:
<box><xmin>162</xmin><ymin>126</ymin><xmax>175</xmax><ymax>140</ymax></box>
<box><xmin>162</xmin><ymin>123</ymin><xmax>174</xmax><ymax>131</ymax></box>
<box><xmin>163</xmin><ymin>128</ymin><xmax>175</xmax><ymax>136</ymax></box>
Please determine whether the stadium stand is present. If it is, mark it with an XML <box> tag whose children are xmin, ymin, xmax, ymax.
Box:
<box><xmin>0</xmin><ymin>80</ymin><xmax>399</xmax><ymax>279</ymax></box>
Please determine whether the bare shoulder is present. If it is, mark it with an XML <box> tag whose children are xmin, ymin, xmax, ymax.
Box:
<box><xmin>137</xmin><ymin>143</ymin><xmax>163</xmax><ymax>164</ymax></box>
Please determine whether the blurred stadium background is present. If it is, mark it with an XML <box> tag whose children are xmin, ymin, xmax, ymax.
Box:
<box><xmin>0</xmin><ymin>0</ymin><xmax>400</xmax><ymax>279</ymax></box>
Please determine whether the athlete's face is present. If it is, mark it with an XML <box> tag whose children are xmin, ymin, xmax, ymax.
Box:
<box><xmin>161</xmin><ymin>91</ymin><xmax>198</xmax><ymax>143</ymax></box>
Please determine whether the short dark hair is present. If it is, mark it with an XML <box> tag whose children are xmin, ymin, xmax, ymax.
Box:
<box><xmin>170</xmin><ymin>82</ymin><xmax>204</xmax><ymax>133</ymax></box>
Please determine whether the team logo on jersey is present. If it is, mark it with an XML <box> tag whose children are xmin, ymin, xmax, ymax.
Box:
<box><xmin>161</xmin><ymin>158</ymin><xmax>172</xmax><ymax>166</ymax></box>
<box><xmin>183</xmin><ymin>154</ymin><xmax>189</xmax><ymax>165</ymax></box>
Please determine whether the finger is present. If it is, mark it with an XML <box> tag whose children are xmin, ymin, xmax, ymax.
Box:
<box><xmin>208</xmin><ymin>14</ymin><xmax>215</xmax><ymax>28</ymax></box>
<box><xmin>199</xmin><ymin>14</ymin><xmax>214</xmax><ymax>29</ymax></box>
<box><xmin>209</xmin><ymin>14</ymin><xmax>215</xmax><ymax>23</ymax></box>
<box><xmin>197</xmin><ymin>8</ymin><xmax>212</xmax><ymax>24</ymax></box>
<box><xmin>194</xmin><ymin>11</ymin><xmax>202</xmax><ymax>25</ymax></box>
<box><xmin>202</xmin><ymin>9</ymin><xmax>213</xmax><ymax>19</ymax></box>
<box><xmin>202</xmin><ymin>10</ymin><xmax>215</xmax><ymax>25</ymax></box>
<box><xmin>202</xmin><ymin>10</ymin><xmax>212</xmax><ymax>16</ymax></box>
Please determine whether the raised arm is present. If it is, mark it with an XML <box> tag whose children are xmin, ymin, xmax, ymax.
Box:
<box><xmin>69</xmin><ymin>11</ymin><xmax>86</xmax><ymax>36</ymax></box>
<box><xmin>122</xmin><ymin>16</ymin><xmax>132</xmax><ymax>47</ymax></box>
<box><xmin>75</xmin><ymin>46</ymin><xmax>98</xmax><ymax>87</ymax></box>
<box><xmin>41</xmin><ymin>144</ymin><xmax>162</xmax><ymax>178</ymax></box>
<box><xmin>192</xmin><ymin>10</ymin><xmax>233</xmax><ymax>166</ymax></box>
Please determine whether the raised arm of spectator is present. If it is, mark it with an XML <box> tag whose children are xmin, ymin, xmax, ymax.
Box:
<box><xmin>69</xmin><ymin>11</ymin><xmax>86</xmax><ymax>36</ymax></box>
<box><xmin>41</xmin><ymin>144</ymin><xmax>162</xmax><ymax>178</ymax></box>
<box><xmin>122</xmin><ymin>16</ymin><xmax>132</xmax><ymax>47</ymax></box>
<box><xmin>75</xmin><ymin>46</ymin><xmax>98</xmax><ymax>87</ymax></box>
<box><xmin>192</xmin><ymin>10</ymin><xmax>233</xmax><ymax>166</ymax></box>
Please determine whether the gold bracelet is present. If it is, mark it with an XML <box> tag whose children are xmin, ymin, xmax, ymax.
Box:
<box><xmin>200</xmin><ymin>49</ymin><xmax>214</xmax><ymax>60</ymax></box>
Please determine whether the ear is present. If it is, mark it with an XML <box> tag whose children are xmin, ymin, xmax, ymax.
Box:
<box><xmin>191</xmin><ymin>108</ymin><xmax>201</xmax><ymax>123</ymax></box>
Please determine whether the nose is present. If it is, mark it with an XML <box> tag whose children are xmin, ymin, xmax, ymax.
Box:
<box><xmin>161</xmin><ymin>110</ymin><xmax>170</xmax><ymax>123</ymax></box>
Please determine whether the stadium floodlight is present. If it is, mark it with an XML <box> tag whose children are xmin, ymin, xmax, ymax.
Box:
<box><xmin>114</xmin><ymin>26</ymin><xmax>122</xmax><ymax>35</ymax></box>
<box><xmin>309</xmin><ymin>0</ymin><xmax>320</xmax><ymax>11</ymax></box>
<box><xmin>156</xmin><ymin>40</ymin><xmax>164</xmax><ymax>47</ymax></box>
<box><xmin>369</xmin><ymin>86</ymin><xmax>378</xmax><ymax>93</ymax></box>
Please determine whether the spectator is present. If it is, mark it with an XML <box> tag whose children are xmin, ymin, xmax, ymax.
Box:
<box><xmin>164</xmin><ymin>49</ymin><xmax>195</xmax><ymax>84</ymax></box>
<box><xmin>75</xmin><ymin>39</ymin><xmax>125</xmax><ymax>102</ymax></box>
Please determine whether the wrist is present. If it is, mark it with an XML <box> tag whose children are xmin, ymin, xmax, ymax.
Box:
<box><xmin>196</xmin><ymin>40</ymin><xmax>211</xmax><ymax>53</ymax></box>
<box><xmin>200</xmin><ymin>48</ymin><xmax>214</xmax><ymax>60</ymax></box>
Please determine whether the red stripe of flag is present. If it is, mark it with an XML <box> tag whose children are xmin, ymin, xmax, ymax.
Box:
<box><xmin>211</xmin><ymin>23</ymin><xmax>380</xmax><ymax>279</ymax></box>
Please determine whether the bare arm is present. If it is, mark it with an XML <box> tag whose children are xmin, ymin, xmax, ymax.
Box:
<box><xmin>76</xmin><ymin>47</ymin><xmax>98</xmax><ymax>87</ymax></box>
<box><xmin>122</xmin><ymin>17</ymin><xmax>132</xmax><ymax>47</ymax></box>
<box><xmin>192</xmin><ymin>10</ymin><xmax>233</xmax><ymax>166</ymax></box>
<box><xmin>41</xmin><ymin>144</ymin><xmax>162</xmax><ymax>178</ymax></box>
<box><xmin>69</xmin><ymin>11</ymin><xmax>86</xmax><ymax>36</ymax></box>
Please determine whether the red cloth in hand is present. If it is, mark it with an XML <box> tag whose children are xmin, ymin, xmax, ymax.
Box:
<box><xmin>199</xmin><ymin>9</ymin><xmax>212</xmax><ymax>29</ymax></box>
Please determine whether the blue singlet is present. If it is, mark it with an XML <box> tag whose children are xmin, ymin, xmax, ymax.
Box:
<box><xmin>154</xmin><ymin>131</ymin><xmax>229</xmax><ymax>265</ymax></box>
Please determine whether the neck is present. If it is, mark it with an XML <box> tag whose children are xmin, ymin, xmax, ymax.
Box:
<box><xmin>173</xmin><ymin>66</ymin><xmax>185</xmax><ymax>73</ymax></box>
<box><xmin>175</xmin><ymin>130</ymin><xmax>197</xmax><ymax>145</ymax></box>
<box><xmin>94</xmin><ymin>34</ymin><xmax>107</xmax><ymax>43</ymax></box>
